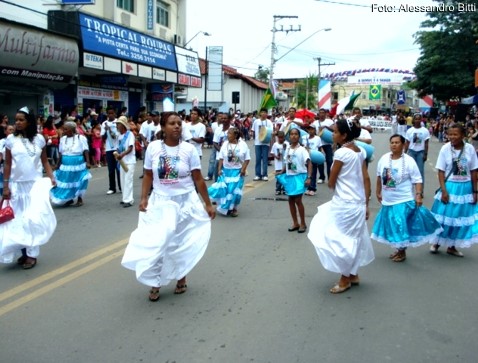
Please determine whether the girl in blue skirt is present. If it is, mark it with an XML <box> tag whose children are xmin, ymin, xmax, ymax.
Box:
<box><xmin>276</xmin><ymin>128</ymin><xmax>312</xmax><ymax>233</ymax></box>
<box><xmin>371</xmin><ymin>134</ymin><xmax>442</xmax><ymax>262</ymax></box>
<box><xmin>430</xmin><ymin>123</ymin><xmax>478</xmax><ymax>257</ymax></box>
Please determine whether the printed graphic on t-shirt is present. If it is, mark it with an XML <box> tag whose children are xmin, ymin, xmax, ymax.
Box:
<box><xmin>382</xmin><ymin>167</ymin><xmax>396</xmax><ymax>188</ymax></box>
<box><xmin>287</xmin><ymin>155</ymin><xmax>298</xmax><ymax>172</ymax></box>
<box><xmin>412</xmin><ymin>133</ymin><xmax>422</xmax><ymax>144</ymax></box>
<box><xmin>452</xmin><ymin>157</ymin><xmax>467</xmax><ymax>177</ymax></box>
<box><xmin>227</xmin><ymin>149</ymin><xmax>240</xmax><ymax>164</ymax></box>
<box><xmin>158</xmin><ymin>156</ymin><xmax>179</xmax><ymax>183</ymax></box>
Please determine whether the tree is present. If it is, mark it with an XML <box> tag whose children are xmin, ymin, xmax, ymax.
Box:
<box><xmin>294</xmin><ymin>74</ymin><xmax>318</xmax><ymax>109</ymax></box>
<box><xmin>254</xmin><ymin>66</ymin><xmax>270</xmax><ymax>83</ymax></box>
<box><xmin>410</xmin><ymin>0</ymin><xmax>478</xmax><ymax>102</ymax></box>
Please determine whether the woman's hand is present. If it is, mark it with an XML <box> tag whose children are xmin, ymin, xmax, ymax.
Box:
<box><xmin>441</xmin><ymin>189</ymin><xmax>449</xmax><ymax>204</ymax></box>
<box><xmin>305</xmin><ymin>177</ymin><xmax>311</xmax><ymax>186</ymax></box>
<box><xmin>50</xmin><ymin>177</ymin><xmax>57</xmax><ymax>187</ymax></box>
<box><xmin>415</xmin><ymin>195</ymin><xmax>423</xmax><ymax>207</ymax></box>
<box><xmin>139</xmin><ymin>199</ymin><xmax>148</xmax><ymax>212</ymax></box>
<box><xmin>2</xmin><ymin>186</ymin><xmax>11</xmax><ymax>200</ymax></box>
<box><xmin>205</xmin><ymin>204</ymin><xmax>216</xmax><ymax>220</ymax></box>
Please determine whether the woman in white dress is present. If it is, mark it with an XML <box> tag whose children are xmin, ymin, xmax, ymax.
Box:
<box><xmin>308</xmin><ymin>118</ymin><xmax>374</xmax><ymax>293</ymax></box>
<box><xmin>50</xmin><ymin>121</ymin><xmax>91</xmax><ymax>207</ymax></box>
<box><xmin>122</xmin><ymin>112</ymin><xmax>215</xmax><ymax>301</ymax></box>
<box><xmin>0</xmin><ymin>107</ymin><xmax>57</xmax><ymax>269</ymax></box>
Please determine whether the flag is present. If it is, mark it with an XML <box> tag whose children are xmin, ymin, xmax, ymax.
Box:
<box><xmin>334</xmin><ymin>91</ymin><xmax>362</xmax><ymax>115</ymax></box>
<box><xmin>369</xmin><ymin>85</ymin><xmax>382</xmax><ymax>100</ymax></box>
<box><xmin>259</xmin><ymin>88</ymin><xmax>277</xmax><ymax>110</ymax></box>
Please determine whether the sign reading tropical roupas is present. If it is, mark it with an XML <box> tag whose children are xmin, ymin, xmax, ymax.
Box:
<box><xmin>79</xmin><ymin>13</ymin><xmax>177</xmax><ymax>71</ymax></box>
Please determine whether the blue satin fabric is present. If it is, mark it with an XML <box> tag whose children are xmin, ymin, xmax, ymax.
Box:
<box><xmin>276</xmin><ymin>173</ymin><xmax>307</xmax><ymax>196</ymax></box>
<box><xmin>207</xmin><ymin>168</ymin><xmax>244</xmax><ymax>215</ymax></box>
<box><xmin>371</xmin><ymin>200</ymin><xmax>442</xmax><ymax>248</ymax></box>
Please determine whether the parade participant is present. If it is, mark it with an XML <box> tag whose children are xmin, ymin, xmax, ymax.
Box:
<box><xmin>114</xmin><ymin>116</ymin><xmax>136</xmax><ymax>208</ymax></box>
<box><xmin>307</xmin><ymin>118</ymin><xmax>374</xmax><ymax>294</ymax></box>
<box><xmin>276</xmin><ymin>128</ymin><xmax>312</xmax><ymax>233</ymax></box>
<box><xmin>208</xmin><ymin>127</ymin><xmax>250</xmax><ymax>216</ymax></box>
<box><xmin>0</xmin><ymin>107</ymin><xmax>57</xmax><ymax>269</ymax></box>
<box><xmin>204</xmin><ymin>113</ymin><xmax>224</xmax><ymax>181</ymax></box>
<box><xmin>404</xmin><ymin>113</ymin><xmax>430</xmax><ymax>185</ymax></box>
<box><xmin>121</xmin><ymin>112</ymin><xmax>215</xmax><ymax>302</ymax></box>
<box><xmin>252</xmin><ymin>108</ymin><xmax>273</xmax><ymax>181</ymax></box>
<box><xmin>188</xmin><ymin>107</ymin><xmax>206</xmax><ymax>159</ymax></box>
<box><xmin>430</xmin><ymin>123</ymin><xmax>478</xmax><ymax>257</ymax></box>
<box><xmin>91</xmin><ymin>123</ymin><xmax>102</xmax><ymax>167</ymax></box>
<box><xmin>101</xmin><ymin>107</ymin><xmax>121</xmax><ymax>194</ymax></box>
<box><xmin>210</xmin><ymin>113</ymin><xmax>231</xmax><ymax>181</ymax></box>
<box><xmin>312</xmin><ymin>108</ymin><xmax>335</xmax><ymax>184</ymax></box>
<box><xmin>371</xmin><ymin>134</ymin><xmax>442</xmax><ymax>262</ymax></box>
<box><xmin>270</xmin><ymin>130</ymin><xmax>289</xmax><ymax>195</ymax></box>
<box><xmin>50</xmin><ymin>121</ymin><xmax>91</xmax><ymax>207</ymax></box>
<box><xmin>351</xmin><ymin>107</ymin><xmax>373</xmax><ymax>134</ymax></box>
<box><xmin>279</xmin><ymin>107</ymin><xmax>304</xmax><ymax>132</ymax></box>
<box><xmin>303</xmin><ymin>124</ymin><xmax>323</xmax><ymax>196</ymax></box>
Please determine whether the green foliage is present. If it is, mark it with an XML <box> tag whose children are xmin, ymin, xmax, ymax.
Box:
<box><xmin>411</xmin><ymin>0</ymin><xmax>478</xmax><ymax>102</ymax></box>
<box><xmin>295</xmin><ymin>74</ymin><xmax>318</xmax><ymax>109</ymax></box>
<box><xmin>254</xmin><ymin>66</ymin><xmax>270</xmax><ymax>83</ymax></box>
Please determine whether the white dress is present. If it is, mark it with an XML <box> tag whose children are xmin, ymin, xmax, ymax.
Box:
<box><xmin>308</xmin><ymin>147</ymin><xmax>374</xmax><ymax>276</ymax></box>
<box><xmin>121</xmin><ymin>140</ymin><xmax>211</xmax><ymax>287</ymax></box>
<box><xmin>0</xmin><ymin>134</ymin><xmax>56</xmax><ymax>263</ymax></box>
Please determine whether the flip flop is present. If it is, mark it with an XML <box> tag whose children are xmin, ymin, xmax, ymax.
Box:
<box><xmin>22</xmin><ymin>257</ymin><xmax>37</xmax><ymax>270</ymax></box>
<box><xmin>298</xmin><ymin>226</ymin><xmax>307</xmax><ymax>233</ymax></box>
<box><xmin>174</xmin><ymin>284</ymin><xmax>188</xmax><ymax>294</ymax></box>
<box><xmin>148</xmin><ymin>288</ymin><xmax>160</xmax><ymax>302</ymax></box>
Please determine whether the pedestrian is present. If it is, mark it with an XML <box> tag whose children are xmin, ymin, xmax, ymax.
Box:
<box><xmin>307</xmin><ymin>118</ymin><xmax>374</xmax><ymax>294</ymax></box>
<box><xmin>114</xmin><ymin>116</ymin><xmax>136</xmax><ymax>208</ymax></box>
<box><xmin>50</xmin><ymin>121</ymin><xmax>91</xmax><ymax>207</ymax></box>
<box><xmin>42</xmin><ymin>115</ymin><xmax>59</xmax><ymax>167</ymax></box>
<box><xmin>209</xmin><ymin>113</ymin><xmax>231</xmax><ymax>182</ymax></box>
<box><xmin>208</xmin><ymin>127</ymin><xmax>250</xmax><ymax>217</ymax></box>
<box><xmin>312</xmin><ymin>108</ymin><xmax>334</xmax><ymax>183</ymax></box>
<box><xmin>404</xmin><ymin>113</ymin><xmax>430</xmax><ymax>186</ymax></box>
<box><xmin>101</xmin><ymin>106</ymin><xmax>121</xmax><ymax>194</ymax></box>
<box><xmin>371</xmin><ymin>134</ymin><xmax>442</xmax><ymax>262</ymax></box>
<box><xmin>121</xmin><ymin>112</ymin><xmax>215</xmax><ymax>301</ymax></box>
<box><xmin>252</xmin><ymin>108</ymin><xmax>273</xmax><ymax>181</ymax></box>
<box><xmin>91</xmin><ymin>123</ymin><xmax>102</xmax><ymax>167</ymax></box>
<box><xmin>276</xmin><ymin>128</ymin><xmax>312</xmax><ymax>233</ymax></box>
<box><xmin>430</xmin><ymin>123</ymin><xmax>478</xmax><ymax>257</ymax></box>
<box><xmin>0</xmin><ymin>107</ymin><xmax>57</xmax><ymax>269</ymax></box>
<box><xmin>187</xmin><ymin>107</ymin><xmax>206</xmax><ymax>159</ymax></box>
<box><xmin>270</xmin><ymin>130</ymin><xmax>289</xmax><ymax>195</ymax></box>
<box><xmin>302</xmin><ymin>124</ymin><xmax>323</xmax><ymax>196</ymax></box>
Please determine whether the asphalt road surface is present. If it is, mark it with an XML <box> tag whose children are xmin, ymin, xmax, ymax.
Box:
<box><xmin>0</xmin><ymin>132</ymin><xmax>476</xmax><ymax>363</ymax></box>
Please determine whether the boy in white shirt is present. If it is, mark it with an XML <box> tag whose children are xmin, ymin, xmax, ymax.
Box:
<box><xmin>302</xmin><ymin>125</ymin><xmax>323</xmax><ymax>196</ymax></box>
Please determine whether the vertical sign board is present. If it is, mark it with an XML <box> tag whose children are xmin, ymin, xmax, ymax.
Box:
<box><xmin>207</xmin><ymin>46</ymin><xmax>223</xmax><ymax>91</ymax></box>
<box><xmin>146</xmin><ymin>0</ymin><xmax>154</xmax><ymax>31</ymax></box>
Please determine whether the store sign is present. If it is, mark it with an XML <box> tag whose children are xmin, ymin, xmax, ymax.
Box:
<box><xmin>178</xmin><ymin>74</ymin><xmax>191</xmax><ymax>86</ymax></box>
<box><xmin>153</xmin><ymin>68</ymin><xmax>166</xmax><ymax>80</ymax></box>
<box><xmin>191</xmin><ymin>76</ymin><xmax>201</xmax><ymax>88</ymax></box>
<box><xmin>0</xmin><ymin>19</ymin><xmax>79</xmax><ymax>84</ymax></box>
<box><xmin>84</xmin><ymin>52</ymin><xmax>103</xmax><ymax>69</ymax></box>
<box><xmin>79</xmin><ymin>13</ymin><xmax>177</xmax><ymax>71</ymax></box>
<box><xmin>175</xmin><ymin>46</ymin><xmax>200</xmax><ymax>77</ymax></box>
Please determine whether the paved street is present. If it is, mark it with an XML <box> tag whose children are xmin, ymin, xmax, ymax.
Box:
<box><xmin>0</xmin><ymin>133</ymin><xmax>477</xmax><ymax>363</ymax></box>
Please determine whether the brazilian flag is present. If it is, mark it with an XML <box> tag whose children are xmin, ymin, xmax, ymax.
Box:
<box><xmin>259</xmin><ymin>88</ymin><xmax>277</xmax><ymax>111</ymax></box>
<box><xmin>369</xmin><ymin>85</ymin><xmax>382</xmax><ymax>100</ymax></box>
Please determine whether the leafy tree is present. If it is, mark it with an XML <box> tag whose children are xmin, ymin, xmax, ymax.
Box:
<box><xmin>294</xmin><ymin>74</ymin><xmax>318</xmax><ymax>109</ymax></box>
<box><xmin>410</xmin><ymin>0</ymin><xmax>478</xmax><ymax>102</ymax></box>
<box><xmin>254</xmin><ymin>66</ymin><xmax>270</xmax><ymax>83</ymax></box>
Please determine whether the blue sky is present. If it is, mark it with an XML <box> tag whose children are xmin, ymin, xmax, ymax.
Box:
<box><xmin>187</xmin><ymin>0</ymin><xmax>436</xmax><ymax>78</ymax></box>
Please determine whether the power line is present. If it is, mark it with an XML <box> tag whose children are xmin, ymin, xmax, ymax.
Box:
<box><xmin>315</xmin><ymin>0</ymin><xmax>369</xmax><ymax>8</ymax></box>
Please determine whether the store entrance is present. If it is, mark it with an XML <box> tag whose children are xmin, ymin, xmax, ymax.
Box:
<box><xmin>83</xmin><ymin>99</ymin><xmax>103</xmax><ymax>115</ymax></box>
<box><xmin>107</xmin><ymin>101</ymin><xmax>124</xmax><ymax>116</ymax></box>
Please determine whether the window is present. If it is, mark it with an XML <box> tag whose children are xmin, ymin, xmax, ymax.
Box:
<box><xmin>117</xmin><ymin>0</ymin><xmax>134</xmax><ymax>13</ymax></box>
<box><xmin>156</xmin><ymin>1</ymin><xmax>170</xmax><ymax>27</ymax></box>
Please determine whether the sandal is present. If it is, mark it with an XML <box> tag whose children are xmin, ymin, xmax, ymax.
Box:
<box><xmin>22</xmin><ymin>257</ymin><xmax>37</xmax><ymax>270</ymax></box>
<box><xmin>430</xmin><ymin>244</ymin><xmax>440</xmax><ymax>254</ymax></box>
<box><xmin>330</xmin><ymin>283</ymin><xmax>351</xmax><ymax>294</ymax></box>
<box><xmin>174</xmin><ymin>284</ymin><xmax>188</xmax><ymax>294</ymax></box>
<box><xmin>288</xmin><ymin>226</ymin><xmax>300</xmax><ymax>232</ymax></box>
<box><xmin>298</xmin><ymin>226</ymin><xmax>307</xmax><ymax>233</ymax></box>
<box><xmin>230</xmin><ymin>210</ymin><xmax>239</xmax><ymax>217</ymax></box>
<box><xmin>17</xmin><ymin>255</ymin><xmax>27</xmax><ymax>265</ymax></box>
<box><xmin>447</xmin><ymin>247</ymin><xmax>464</xmax><ymax>257</ymax></box>
<box><xmin>350</xmin><ymin>275</ymin><xmax>360</xmax><ymax>286</ymax></box>
<box><xmin>148</xmin><ymin>288</ymin><xmax>160</xmax><ymax>302</ymax></box>
<box><xmin>389</xmin><ymin>250</ymin><xmax>400</xmax><ymax>259</ymax></box>
<box><xmin>392</xmin><ymin>251</ymin><xmax>406</xmax><ymax>262</ymax></box>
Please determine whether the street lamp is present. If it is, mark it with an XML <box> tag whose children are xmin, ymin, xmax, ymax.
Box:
<box><xmin>184</xmin><ymin>31</ymin><xmax>211</xmax><ymax>48</ymax></box>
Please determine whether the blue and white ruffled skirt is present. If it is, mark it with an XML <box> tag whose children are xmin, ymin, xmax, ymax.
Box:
<box><xmin>51</xmin><ymin>154</ymin><xmax>92</xmax><ymax>205</ymax></box>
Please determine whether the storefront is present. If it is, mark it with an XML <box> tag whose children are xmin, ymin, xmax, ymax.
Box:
<box><xmin>0</xmin><ymin>18</ymin><xmax>79</xmax><ymax>119</ymax></box>
<box><xmin>48</xmin><ymin>11</ymin><xmax>201</xmax><ymax>118</ymax></box>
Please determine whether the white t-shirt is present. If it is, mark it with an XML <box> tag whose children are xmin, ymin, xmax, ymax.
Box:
<box><xmin>140</xmin><ymin>121</ymin><xmax>156</xmax><ymax>143</ymax></box>
<box><xmin>117</xmin><ymin>131</ymin><xmax>136</xmax><ymax>164</ymax></box>
<box><xmin>5</xmin><ymin>134</ymin><xmax>45</xmax><ymax>182</ymax></box>
<box><xmin>271</xmin><ymin>141</ymin><xmax>289</xmax><ymax>171</ymax></box>
<box><xmin>252</xmin><ymin>118</ymin><xmax>273</xmax><ymax>146</ymax></box>
<box><xmin>376</xmin><ymin>152</ymin><xmax>422</xmax><ymax>206</ymax></box>
<box><xmin>59</xmin><ymin>134</ymin><xmax>89</xmax><ymax>156</ymax></box>
<box><xmin>154</xmin><ymin>124</ymin><xmax>192</xmax><ymax>142</ymax></box>
<box><xmin>213</xmin><ymin>126</ymin><xmax>229</xmax><ymax>160</ymax></box>
<box><xmin>279</xmin><ymin>118</ymin><xmax>303</xmax><ymax>132</ymax></box>
<box><xmin>188</xmin><ymin>122</ymin><xmax>206</xmax><ymax>156</ymax></box>
<box><xmin>144</xmin><ymin>140</ymin><xmax>200</xmax><ymax>196</ymax></box>
<box><xmin>301</xmin><ymin>135</ymin><xmax>322</xmax><ymax>150</ymax></box>
<box><xmin>358</xmin><ymin>129</ymin><xmax>372</xmax><ymax>143</ymax></box>
<box><xmin>435</xmin><ymin>143</ymin><xmax>478</xmax><ymax>182</ymax></box>
<box><xmin>284</xmin><ymin>145</ymin><xmax>309</xmax><ymax>175</ymax></box>
<box><xmin>100</xmin><ymin>119</ymin><xmax>119</xmax><ymax>151</ymax></box>
<box><xmin>406</xmin><ymin>126</ymin><xmax>430</xmax><ymax>152</ymax></box>
<box><xmin>218</xmin><ymin>140</ymin><xmax>250</xmax><ymax>169</ymax></box>
<box><xmin>333</xmin><ymin>147</ymin><xmax>366</xmax><ymax>202</ymax></box>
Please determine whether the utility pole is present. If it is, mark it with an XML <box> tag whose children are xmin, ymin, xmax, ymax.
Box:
<box><xmin>269</xmin><ymin>15</ymin><xmax>301</xmax><ymax>91</ymax></box>
<box><xmin>314</xmin><ymin>57</ymin><xmax>335</xmax><ymax>84</ymax></box>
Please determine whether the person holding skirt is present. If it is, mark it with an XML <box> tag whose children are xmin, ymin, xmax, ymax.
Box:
<box><xmin>50</xmin><ymin>121</ymin><xmax>91</xmax><ymax>207</ymax></box>
<box><xmin>307</xmin><ymin>118</ymin><xmax>374</xmax><ymax>294</ymax></box>
<box><xmin>0</xmin><ymin>107</ymin><xmax>57</xmax><ymax>269</ymax></box>
<box><xmin>430</xmin><ymin>123</ymin><xmax>478</xmax><ymax>257</ymax></box>
<box><xmin>371</xmin><ymin>134</ymin><xmax>442</xmax><ymax>262</ymax></box>
<box><xmin>276</xmin><ymin>128</ymin><xmax>312</xmax><ymax>233</ymax></box>
<box><xmin>208</xmin><ymin>127</ymin><xmax>250</xmax><ymax>217</ymax></box>
<box><xmin>121</xmin><ymin>112</ymin><xmax>215</xmax><ymax>302</ymax></box>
